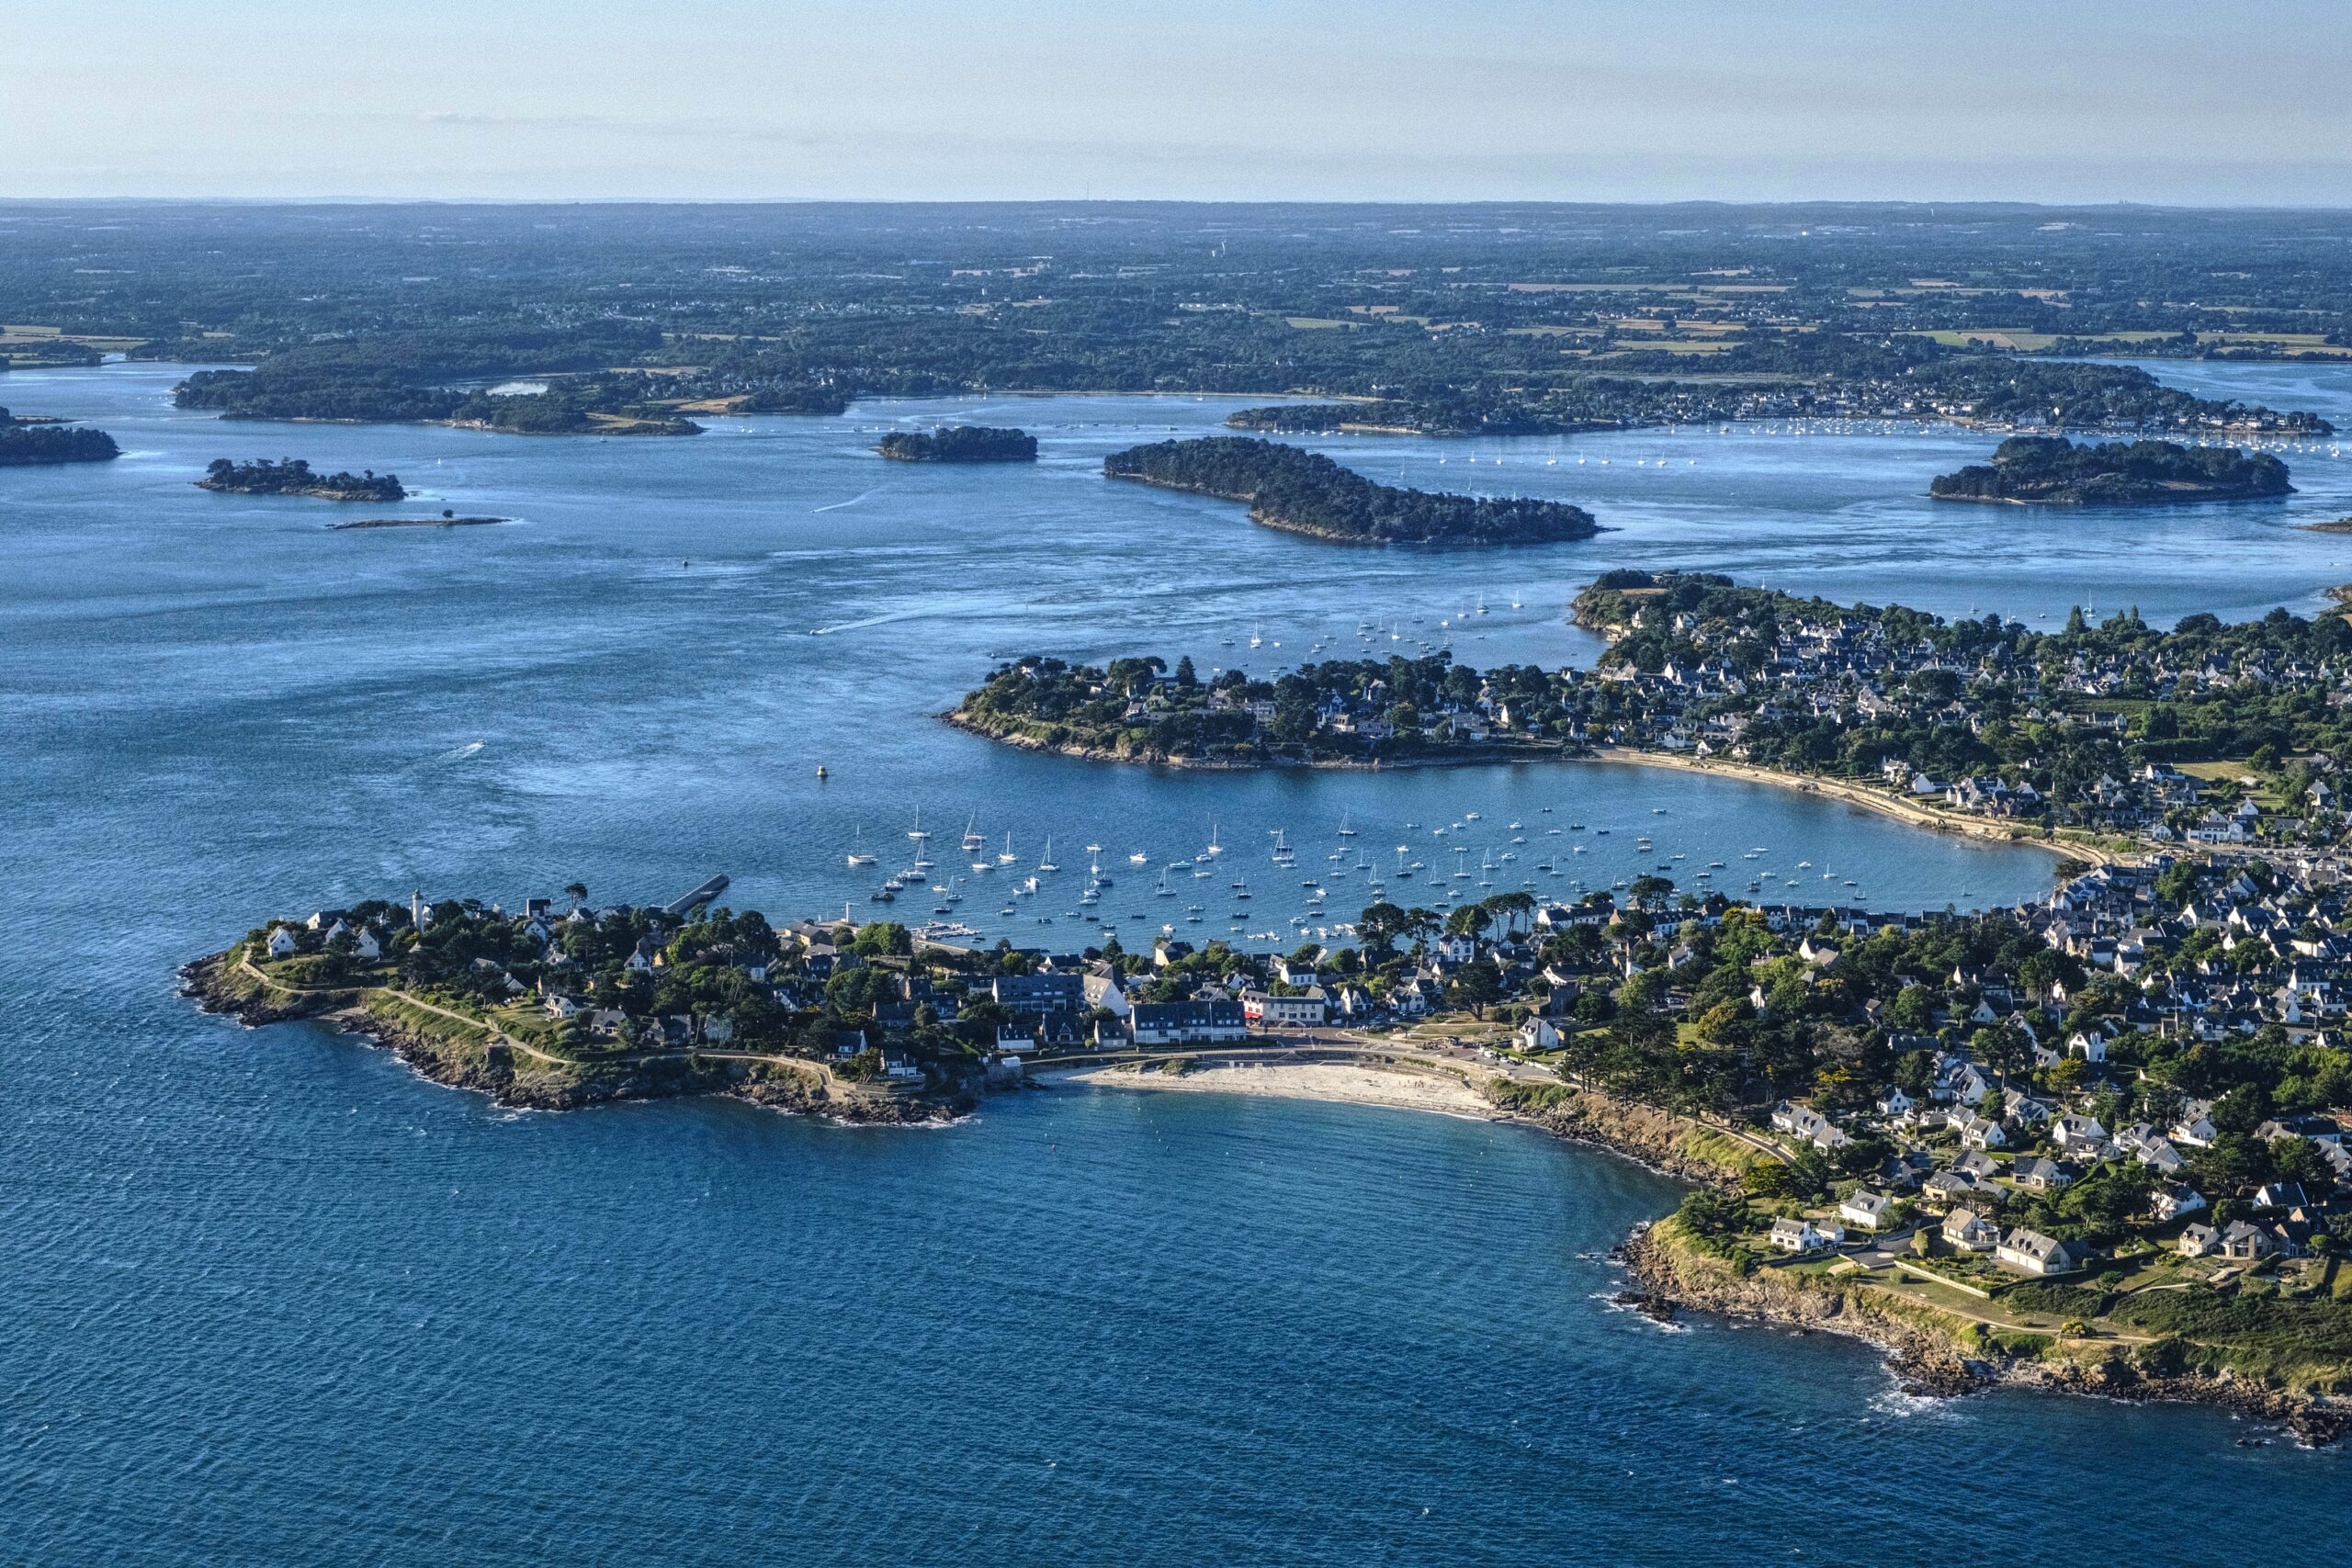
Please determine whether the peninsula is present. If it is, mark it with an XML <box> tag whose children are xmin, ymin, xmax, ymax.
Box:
<box><xmin>1103</xmin><ymin>435</ymin><xmax>1600</xmax><ymax>546</ymax></box>
<box><xmin>876</xmin><ymin>424</ymin><xmax>1037</xmax><ymax>462</ymax></box>
<box><xmin>1929</xmin><ymin>435</ymin><xmax>2292</xmax><ymax>505</ymax></box>
<box><xmin>191</xmin><ymin>838</ymin><xmax>2352</xmax><ymax>1441</ymax></box>
<box><xmin>951</xmin><ymin>569</ymin><xmax>2352</xmax><ymax>863</ymax></box>
<box><xmin>198</xmin><ymin>457</ymin><xmax>405</xmax><ymax>502</ymax></box>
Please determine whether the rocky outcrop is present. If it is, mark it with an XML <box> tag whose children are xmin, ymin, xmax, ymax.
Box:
<box><xmin>1483</xmin><ymin>1082</ymin><xmax>1763</xmax><ymax>1186</ymax></box>
<box><xmin>183</xmin><ymin>950</ymin><xmax>974</xmax><ymax>1124</ymax></box>
<box><xmin>1623</xmin><ymin>1221</ymin><xmax>2349</xmax><ymax>1446</ymax></box>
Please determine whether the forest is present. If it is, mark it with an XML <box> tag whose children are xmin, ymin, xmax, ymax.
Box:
<box><xmin>0</xmin><ymin>423</ymin><xmax>119</xmax><ymax>465</ymax></box>
<box><xmin>1103</xmin><ymin>435</ymin><xmax>1599</xmax><ymax>545</ymax></box>
<box><xmin>876</xmin><ymin>424</ymin><xmax>1037</xmax><ymax>462</ymax></box>
<box><xmin>1929</xmin><ymin>435</ymin><xmax>2295</xmax><ymax>504</ymax></box>
<box><xmin>197</xmin><ymin>457</ymin><xmax>406</xmax><ymax>502</ymax></box>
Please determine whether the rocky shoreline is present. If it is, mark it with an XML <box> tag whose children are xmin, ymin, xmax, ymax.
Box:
<box><xmin>940</xmin><ymin>706</ymin><xmax>1560</xmax><ymax>772</ymax></box>
<box><xmin>1476</xmin><ymin>1077</ymin><xmax>2347</xmax><ymax>1446</ymax></box>
<box><xmin>179</xmin><ymin>953</ymin><xmax>969</xmax><ymax>1124</ymax></box>
<box><xmin>1617</xmin><ymin>1224</ymin><xmax>2347</xmax><ymax>1446</ymax></box>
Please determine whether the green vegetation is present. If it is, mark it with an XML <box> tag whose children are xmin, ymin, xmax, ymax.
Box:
<box><xmin>1929</xmin><ymin>435</ymin><xmax>2293</xmax><ymax>505</ymax></box>
<box><xmin>0</xmin><ymin>423</ymin><xmax>119</xmax><ymax>466</ymax></box>
<box><xmin>198</xmin><ymin>457</ymin><xmax>405</xmax><ymax>502</ymax></box>
<box><xmin>953</xmin><ymin>649</ymin><xmax>1565</xmax><ymax>764</ymax></box>
<box><xmin>1103</xmin><ymin>435</ymin><xmax>1599</xmax><ymax>545</ymax></box>
<box><xmin>876</xmin><ymin>424</ymin><xmax>1036</xmax><ymax>462</ymax></box>
<box><xmin>1574</xmin><ymin>570</ymin><xmax>2352</xmax><ymax>799</ymax></box>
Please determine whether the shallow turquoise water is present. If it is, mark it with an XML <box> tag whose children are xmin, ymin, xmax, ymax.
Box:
<box><xmin>4</xmin><ymin>363</ymin><xmax>2348</xmax><ymax>1563</ymax></box>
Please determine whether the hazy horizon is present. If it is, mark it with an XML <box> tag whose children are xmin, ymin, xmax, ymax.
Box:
<box><xmin>11</xmin><ymin>1</ymin><xmax>2351</xmax><ymax>206</ymax></box>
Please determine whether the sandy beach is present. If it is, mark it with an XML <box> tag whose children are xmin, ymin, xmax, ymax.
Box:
<box><xmin>1586</xmin><ymin>748</ymin><xmax>2130</xmax><ymax>868</ymax></box>
<box><xmin>1046</xmin><ymin>1059</ymin><xmax>1496</xmax><ymax>1117</ymax></box>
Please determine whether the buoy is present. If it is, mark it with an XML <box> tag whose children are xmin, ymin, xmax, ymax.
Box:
<box><xmin>815</xmin><ymin>765</ymin><xmax>829</xmax><ymax>779</ymax></box>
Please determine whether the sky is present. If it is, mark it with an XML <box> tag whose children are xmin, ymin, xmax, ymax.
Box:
<box><xmin>8</xmin><ymin>0</ymin><xmax>2352</xmax><ymax>205</ymax></box>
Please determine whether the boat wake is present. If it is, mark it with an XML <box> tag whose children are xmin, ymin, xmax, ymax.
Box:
<box><xmin>811</xmin><ymin>488</ymin><xmax>880</xmax><ymax>513</ymax></box>
<box><xmin>810</xmin><ymin>608</ymin><xmax>925</xmax><ymax>636</ymax></box>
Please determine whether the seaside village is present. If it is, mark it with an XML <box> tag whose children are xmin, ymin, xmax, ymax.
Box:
<box><xmin>1011</xmin><ymin>575</ymin><xmax>2352</xmax><ymax>859</ymax></box>
<box><xmin>251</xmin><ymin>822</ymin><xmax>2352</xmax><ymax>1289</ymax></box>
<box><xmin>1568</xmin><ymin>578</ymin><xmax>2348</xmax><ymax>851</ymax></box>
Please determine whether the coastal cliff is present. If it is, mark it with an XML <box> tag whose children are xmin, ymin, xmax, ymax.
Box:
<box><xmin>1623</xmin><ymin>1219</ymin><xmax>2349</xmax><ymax>1446</ymax></box>
<box><xmin>1479</xmin><ymin>1073</ymin><xmax>2349</xmax><ymax>1445</ymax></box>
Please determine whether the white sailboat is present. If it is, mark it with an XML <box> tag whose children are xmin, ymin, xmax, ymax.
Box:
<box><xmin>1037</xmin><ymin>836</ymin><xmax>1059</xmax><ymax>874</ymax></box>
<box><xmin>960</xmin><ymin>812</ymin><xmax>985</xmax><ymax>852</ymax></box>
<box><xmin>998</xmin><ymin>831</ymin><xmax>1017</xmax><ymax>865</ymax></box>
<box><xmin>846</xmin><ymin>828</ymin><xmax>876</xmax><ymax>866</ymax></box>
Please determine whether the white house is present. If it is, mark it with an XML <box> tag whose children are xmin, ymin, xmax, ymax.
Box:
<box><xmin>1082</xmin><ymin>971</ymin><xmax>1131</xmax><ymax>1021</ymax></box>
<box><xmin>1242</xmin><ymin>989</ymin><xmax>1328</xmax><ymax>1028</ymax></box>
<box><xmin>1940</xmin><ymin>1208</ymin><xmax>2000</xmax><ymax>1253</ymax></box>
<box><xmin>264</xmin><ymin>926</ymin><xmax>297</xmax><ymax>958</ymax></box>
<box><xmin>1996</xmin><ymin>1227</ymin><xmax>2085</xmax><ymax>1276</ymax></box>
<box><xmin>1768</xmin><ymin>1217</ymin><xmax>1842</xmax><ymax>1254</ymax></box>
<box><xmin>1838</xmin><ymin>1191</ymin><xmax>1895</xmax><ymax>1232</ymax></box>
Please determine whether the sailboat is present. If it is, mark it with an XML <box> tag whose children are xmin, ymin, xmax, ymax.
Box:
<box><xmin>1249</xmin><ymin>624</ymin><xmax>1263</xmax><ymax>649</ymax></box>
<box><xmin>998</xmin><ymin>831</ymin><xmax>1017</xmax><ymax>865</ymax></box>
<box><xmin>1037</xmin><ymin>836</ymin><xmax>1059</xmax><ymax>874</ymax></box>
<box><xmin>1206</xmin><ymin>821</ymin><xmax>1223</xmax><ymax>856</ymax></box>
<box><xmin>906</xmin><ymin>810</ymin><xmax>927</xmax><ymax>841</ymax></box>
<box><xmin>1337</xmin><ymin>809</ymin><xmax>1356</xmax><ymax>838</ymax></box>
<box><xmin>960</xmin><ymin>812</ymin><xmax>985</xmax><ymax>852</ymax></box>
<box><xmin>845</xmin><ymin>828</ymin><xmax>876</xmax><ymax>867</ymax></box>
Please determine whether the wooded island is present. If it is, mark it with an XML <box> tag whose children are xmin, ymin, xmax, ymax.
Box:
<box><xmin>1103</xmin><ymin>435</ymin><xmax>1600</xmax><ymax>546</ymax></box>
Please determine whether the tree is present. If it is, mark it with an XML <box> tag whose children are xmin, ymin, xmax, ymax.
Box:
<box><xmin>565</xmin><ymin>882</ymin><xmax>588</xmax><ymax>909</ymax></box>
<box><xmin>1355</xmin><ymin>901</ymin><xmax>1411</xmax><ymax>957</ymax></box>
<box><xmin>1173</xmin><ymin>655</ymin><xmax>1197</xmax><ymax>689</ymax></box>
<box><xmin>1446</xmin><ymin>959</ymin><xmax>1505</xmax><ymax>1019</ymax></box>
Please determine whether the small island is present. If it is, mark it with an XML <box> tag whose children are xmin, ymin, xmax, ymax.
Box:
<box><xmin>198</xmin><ymin>457</ymin><xmax>406</xmax><ymax>502</ymax></box>
<box><xmin>1103</xmin><ymin>435</ymin><xmax>1600</xmax><ymax>546</ymax></box>
<box><xmin>0</xmin><ymin>414</ymin><xmax>119</xmax><ymax>467</ymax></box>
<box><xmin>1929</xmin><ymin>435</ymin><xmax>2292</xmax><ymax>506</ymax></box>
<box><xmin>876</xmin><ymin>424</ymin><xmax>1037</xmax><ymax>463</ymax></box>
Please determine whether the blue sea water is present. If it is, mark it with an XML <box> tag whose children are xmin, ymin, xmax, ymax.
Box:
<box><xmin>5</xmin><ymin>362</ymin><xmax>2350</xmax><ymax>1563</ymax></box>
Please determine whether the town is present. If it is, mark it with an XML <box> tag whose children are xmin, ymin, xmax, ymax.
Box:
<box><xmin>216</xmin><ymin>835</ymin><xmax>2352</xmax><ymax>1287</ymax></box>
<box><xmin>956</xmin><ymin>570</ymin><xmax>2352</xmax><ymax>865</ymax></box>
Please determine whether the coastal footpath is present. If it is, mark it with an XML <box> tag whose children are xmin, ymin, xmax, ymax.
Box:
<box><xmin>181</xmin><ymin>949</ymin><xmax>962</xmax><ymax>1124</ymax></box>
<box><xmin>1479</xmin><ymin>1078</ymin><xmax>2349</xmax><ymax>1446</ymax></box>
<box><xmin>194</xmin><ymin>844</ymin><xmax>2352</xmax><ymax>1444</ymax></box>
